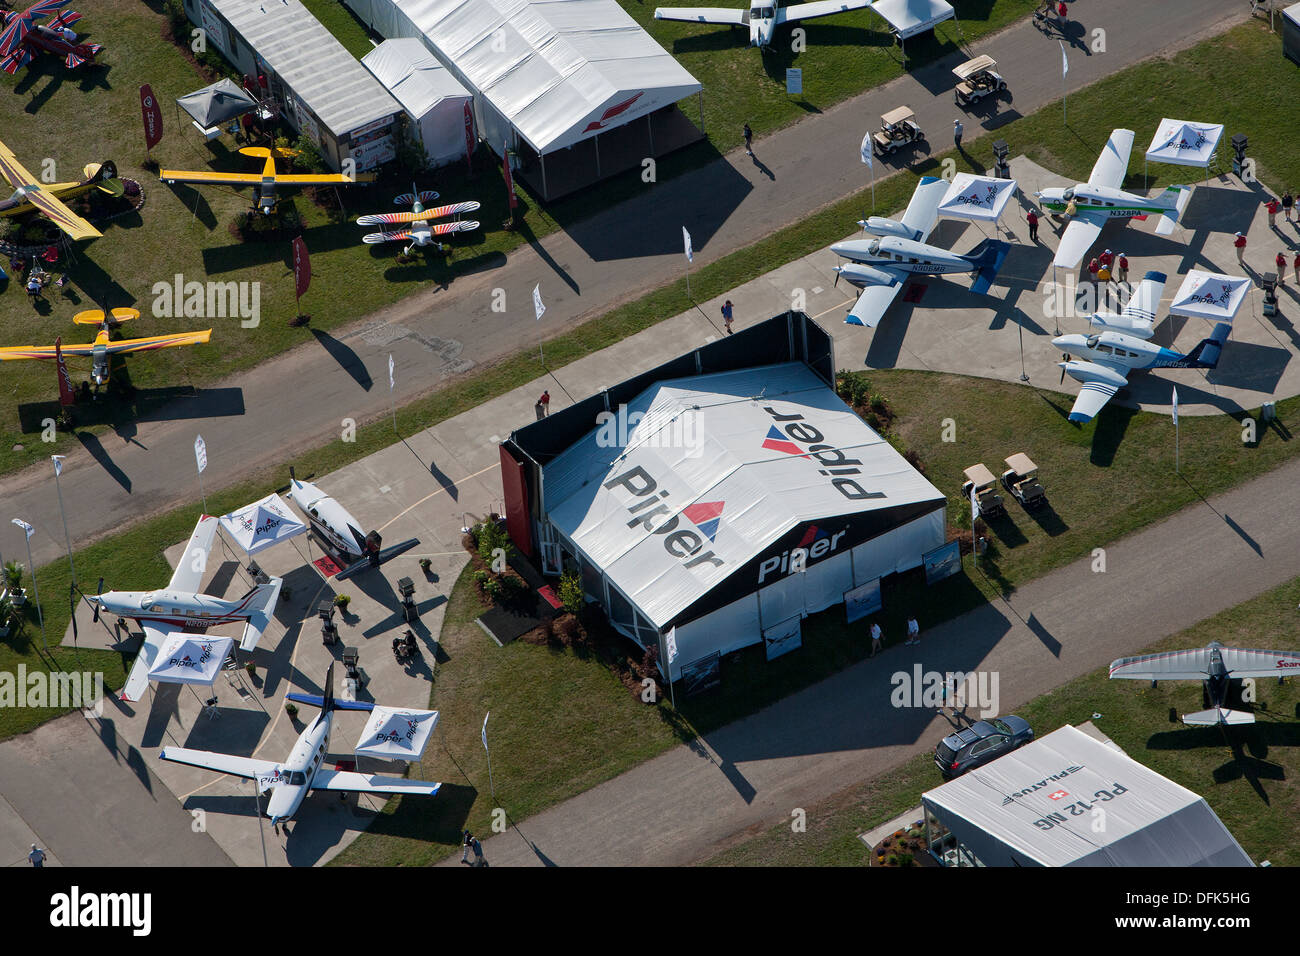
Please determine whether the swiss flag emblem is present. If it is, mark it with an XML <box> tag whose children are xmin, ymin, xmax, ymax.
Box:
<box><xmin>1048</xmin><ymin>790</ymin><xmax>1068</xmax><ymax>800</ymax></box>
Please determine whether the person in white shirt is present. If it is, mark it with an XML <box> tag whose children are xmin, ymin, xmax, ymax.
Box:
<box><xmin>869</xmin><ymin>620</ymin><xmax>882</xmax><ymax>657</ymax></box>
<box><xmin>906</xmin><ymin>616</ymin><xmax>920</xmax><ymax>645</ymax></box>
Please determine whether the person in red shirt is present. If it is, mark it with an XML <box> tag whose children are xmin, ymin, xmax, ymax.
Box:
<box><xmin>1293</xmin><ymin>250</ymin><xmax>1300</xmax><ymax>285</ymax></box>
<box><xmin>1098</xmin><ymin>249</ymin><xmax>1113</xmax><ymax>270</ymax></box>
<box><xmin>1116</xmin><ymin>253</ymin><xmax>1129</xmax><ymax>283</ymax></box>
<box><xmin>1026</xmin><ymin>209</ymin><xmax>1039</xmax><ymax>242</ymax></box>
<box><xmin>1086</xmin><ymin>257</ymin><xmax>1100</xmax><ymax>291</ymax></box>
<box><xmin>1278</xmin><ymin>252</ymin><xmax>1289</xmax><ymax>286</ymax></box>
<box><xmin>1266</xmin><ymin>198</ymin><xmax>1281</xmax><ymax>228</ymax></box>
<box><xmin>1234</xmin><ymin>232</ymin><xmax>1246</xmax><ymax>266</ymax></box>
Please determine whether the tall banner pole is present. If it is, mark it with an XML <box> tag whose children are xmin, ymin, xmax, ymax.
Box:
<box><xmin>388</xmin><ymin>354</ymin><xmax>397</xmax><ymax>435</ymax></box>
<box><xmin>859</xmin><ymin>132</ymin><xmax>875</xmax><ymax>213</ymax></box>
<box><xmin>682</xmin><ymin>226</ymin><xmax>693</xmax><ymax>300</ymax></box>
<box><xmin>1172</xmin><ymin>386</ymin><xmax>1180</xmax><ymax>474</ymax></box>
<box><xmin>482</xmin><ymin>712</ymin><xmax>496</xmax><ymax>802</ymax></box>
<box><xmin>1060</xmin><ymin>41</ymin><xmax>1068</xmax><ymax>125</ymax></box>
<box><xmin>194</xmin><ymin>434</ymin><xmax>209</xmax><ymax>514</ymax></box>
<box><xmin>533</xmin><ymin>284</ymin><xmax>546</xmax><ymax>365</ymax></box>
<box><xmin>50</xmin><ymin>456</ymin><xmax>76</xmax><ymax>587</ymax></box>
<box><xmin>12</xmin><ymin>520</ymin><xmax>45</xmax><ymax>651</ymax></box>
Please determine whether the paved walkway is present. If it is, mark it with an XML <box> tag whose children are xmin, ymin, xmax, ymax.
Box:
<box><xmin>0</xmin><ymin>0</ymin><xmax>1244</xmax><ymax>569</ymax></box>
<box><xmin>459</xmin><ymin>455</ymin><xmax>1300</xmax><ymax>866</ymax></box>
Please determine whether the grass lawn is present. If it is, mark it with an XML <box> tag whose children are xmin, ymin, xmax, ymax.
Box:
<box><xmin>700</xmin><ymin>575</ymin><xmax>1300</xmax><ymax>867</ymax></box>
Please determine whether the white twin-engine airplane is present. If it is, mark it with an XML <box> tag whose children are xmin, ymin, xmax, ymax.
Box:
<box><xmin>1110</xmin><ymin>641</ymin><xmax>1300</xmax><ymax>726</ymax></box>
<box><xmin>161</xmin><ymin>664</ymin><xmax>441</xmax><ymax>830</ymax></box>
<box><xmin>1053</xmin><ymin>269</ymin><xmax>1231</xmax><ymax>423</ymax></box>
<box><xmin>654</xmin><ymin>0</ymin><xmax>873</xmax><ymax>49</ymax></box>
<box><xmin>90</xmin><ymin>515</ymin><xmax>282</xmax><ymax>702</ymax></box>
<box><xmin>831</xmin><ymin>176</ymin><xmax>1010</xmax><ymax>328</ymax></box>
<box><xmin>1034</xmin><ymin>128</ymin><xmax>1192</xmax><ymax>270</ymax></box>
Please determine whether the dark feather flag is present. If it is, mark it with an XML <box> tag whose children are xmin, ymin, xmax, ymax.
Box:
<box><xmin>140</xmin><ymin>84</ymin><xmax>163</xmax><ymax>151</ymax></box>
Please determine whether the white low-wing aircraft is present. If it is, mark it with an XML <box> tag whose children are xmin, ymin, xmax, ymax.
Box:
<box><xmin>161</xmin><ymin>663</ymin><xmax>441</xmax><ymax>829</ymax></box>
<box><xmin>1054</xmin><ymin>316</ymin><xmax>1231</xmax><ymax>424</ymax></box>
<box><xmin>90</xmin><ymin>515</ymin><xmax>282</xmax><ymax>702</ymax></box>
<box><xmin>1110</xmin><ymin>641</ymin><xmax>1300</xmax><ymax>726</ymax></box>
<box><xmin>830</xmin><ymin>175</ymin><xmax>1010</xmax><ymax>327</ymax></box>
<box><xmin>288</xmin><ymin>471</ymin><xmax>417</xmax><ymax>580</ymax></box>
<box><xmin>654</xmin><ymin>0</ymin><xmax>873</xmax><ymax>49</ymax></box>
<box><xmin>1034</xmin><ymin>129</ymin><xmax>1192</xmax><ymax>269</ymax></box>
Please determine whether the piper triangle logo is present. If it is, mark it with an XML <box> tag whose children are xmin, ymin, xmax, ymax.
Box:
<box><xmin>682</xmin><ymin>501</ymin><xmax>724</xmax><ymax>542</ymax></box>
<box><xmin>797</xmin><ymin>524</ymin><xmax>830</xmax><ymax>549</ymax></box>
<box><xmin>761</xmin><ymin>425</ymin><xmax>809</xmax><ymax>458</ymax></box>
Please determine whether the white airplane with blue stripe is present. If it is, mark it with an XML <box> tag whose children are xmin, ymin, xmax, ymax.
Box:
<box><xmin>654</xmin><ymin>0</ymin><xmax>873</xmax><ymax>49</ymax></box>
<box><xmin>1054</xmin><ymin>273</ymin><xmax>1230</xmax><ymax>424</ymax></box>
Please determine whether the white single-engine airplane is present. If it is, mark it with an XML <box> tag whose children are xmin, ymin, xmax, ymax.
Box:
<box><xmin>830</xmin><ymin>175</ymin><xmax>1010</xmax><ymax>327</ymax></box>
<box><xmin>90</xmin><ymin>515</ymin><xmax>282</xmax><ymax>702</ymax></box>
<box><xmin>654</xmin><ymin>0</ymin><xmax>873</xmax><ymax>49</ymax></box>
<box><xmin>288</xmin><ymin>470</ymin><xmax>417</xmax><ymax>580</ymax></box>
<box><xmin>161</xmin><ymin>664</ymin><xmax>441</xmax><ymax>830</ymax></box>
<box><xmin>357</xmin><ymin>186</ymin><xmax>480</xmax><ymax>256</ymax></box>
<box><xmin>1054</xmin><ymin>273</ymin><xmax>1230</xmax><ymax>423</ymax></box>
<box><xmin>1110</xmin><ymin>640</ymin><xmax>1300</xmax><ymax>726</ymax></box>
<box><xmin>1035</xmin><ymin>129</ymin><xmax>1192</xmax><ymax>270</ymax></box>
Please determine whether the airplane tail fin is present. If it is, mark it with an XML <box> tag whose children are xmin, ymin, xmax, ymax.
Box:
<box><xmin>1182</xmin><ymin>707</ymin><xmax>1254</xmax><ymax>726</ymax></box>
<box><xmin>1183</xmin><ymin>322</ymin><xmax>1232</xmax><ymax>369</ymax></box>
<box><xmin>238</xmin><ymin>577</ymin><xmax>283</xmax><ymax>651</ymax></box>
<box><xmin>961</xmin><ymin>239</ymin><xmax>1011</xmax><ymax>294</ymax></box>
<box><xmin>1155</xmin><ymin>185</ymin><xmax>1192</xmax><ymax>236</ymax></box>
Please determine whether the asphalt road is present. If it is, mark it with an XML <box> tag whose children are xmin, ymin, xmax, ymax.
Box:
<box><xmin>0</xmin><ymin>0</ymin><xmax>1243</xmax><ymax>569</ymax></box>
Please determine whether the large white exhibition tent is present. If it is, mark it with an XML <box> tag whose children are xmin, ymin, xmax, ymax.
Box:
<box><xmin>1168</xmin><ymin>271</ymin><xmax>1251</xmax><ymax>324</ymax></box>
<box><xmin>938</xmin><ymin>173</ymin><xmax>1018</xmax><ymax>223</ymax></box>
<box><xmin>219</xmin><ymin>494</ymin><xmax>306</xmax><ymax>556</ymax></box>
<box><xmin>872</xmin><ymin>0</ymin><xmax>956</xmax><ymax>40</ymax></box>
<box><xmin>147</xmin><ymin>635</ymin><xmax>234</xmax><ymax>687</ymax></box>
<box><xmin>354</xmin><ymin>706</ymin><xmax>440</xmax><ymax>761</ymax></box>
<box><xmin>362</xmin><ymin>38</ymin><xmax>473</xmax><ymax>167</ymax></box>
<box><xmin>341</xmin><ymin>0</ymin><xmax>701</xmax><ymax>156</ymax></box>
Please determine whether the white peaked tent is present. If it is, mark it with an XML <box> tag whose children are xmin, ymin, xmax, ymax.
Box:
<box><xmin>1144</xmin><ymin>119</ymin><xmax>1224</xmax><ymax>184</ymax></box>
<box><xmin>362</xmin><ymin>38</ymin><xmax>473</xmax><ymax>168</ymax></box>
<box><xmin>938</xmin><ymin>173</ymin><xmax>1018</xmax><ymax>223</ymax></box>
<box><xmin>1168</xmin><ymin>271</ymin><xmax>1251</xmax><ymax>324</ymax></box>
<box><xmin>219</xmin><ymin>494</ymin><xmax>306</xmax><ymax>556</ymax></box>
<box><xmin>354</xmin><ymin>706</ymin><xmax>440</xmax><ymax>761</ymax></box>
<box><xmin>147</xmin><ymin>635</ymin><xmax>234</xmax><ymax>687</ymax></box>
<box><xmin>872</xmin><ymin>0</ymin><xmax>956</xmax><ymax>41</ymax></box>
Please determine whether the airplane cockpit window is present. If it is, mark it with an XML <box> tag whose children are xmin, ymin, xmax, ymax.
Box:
<box><xmin>287</xmin><ymin>771</ymin><xmax>307</xmax><ymax>786</ymax></box>
<box><xmin>1063</xmin><ymin>187</ymin><xmax>1075</xmax><ymax>201</ymax></box>
<box><xmin>867</xmin><ymin>238</ymin><xmax>881</xmax><ymax>255</ymax></box>
<box><xmin>759</xmin><ymin>6</ymin><xmax>774</xmax><ymax>18</ymax></box>
<box><xmin>1097</xmin><ymin>344</ymin><xmax>1113</xmax><ymax>355</ymax></box>
<box><xmin>1086</xmin><ymin>334</ymin><xmax>1100</xmax><ymax>349</ymax></box>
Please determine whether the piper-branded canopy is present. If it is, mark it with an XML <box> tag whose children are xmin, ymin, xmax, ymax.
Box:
<box><xmin>1144</xmin><ymin>118</ymin><xmax>1224</xmax><ymax>169</ymax></box>
<box><xmin>147</xmin><ymin>635</ymin><xmax>234</xmax><ymax>687</ymax></box>
<box><xmin>1168</xmin><ymin>270</ymin><xmax>1251</xmax><ymax>323</ymax></box>
<box><xmin>938</xmin><ymin>173</ymin><xmax>1018</xmax><ymax>222</ymax></box>
<box><xmin>354</xmin><ymin>706</ymin><xmax>440</xmax><ymax>761</ymax></box>
<box><xmin>544</xmin><ymin>362</ymin><xmax>945</xmax><ymax>628</ymax></box>
<box><xmin>871</xmin><ymin>0</ymin><xmax>955</xmax><ymax>39</ymax></box>
<box><xmin>219</xmin><ymin>494</ymin><xmax>306</xmax><ymax>555</ymax></box>
<box><xmin>923</xmin><ymin>725</ymin><xmax>1254</xmax><ymax>867</ymax></box>
<box><xmin>342</xmin><ymin>0</ymin><xmax>701</xmax><ymax>155</ymax></box>
<box><xmin>362</xmin><ymin>38</ymin><xmax>473</xmax><ymax>167</ymax></box>
<box><xmin>176</xmin><ymin>78</ymin><xmax>257</xmax><ymax>129</ymax></box>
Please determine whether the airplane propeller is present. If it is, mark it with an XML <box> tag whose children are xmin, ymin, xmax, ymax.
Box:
<box><xmin>1059</xmin><ymin>354</ymin><xmax>1069</xmax><ymax>384</ymax></box>
<box><xmin>833</xmin><ymin>267</ymin><xmax>840</xmax><ymax>289</ymax></box>
<box><xmin>90</xmin><ymin>576</ymin><xmax>104</xmax><ymax>623</ymax></box>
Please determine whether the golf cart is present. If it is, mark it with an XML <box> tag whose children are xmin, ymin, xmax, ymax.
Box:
<box><xmin>953</xmin><ymin>55</ymin><xmax>1007</xmax><ymax>107</ymax></box>
<box><xmin>1001</xmin><ymin>453</ymin><xmax>1047</xmax><ymax>511</ymax></box>
<box><xmin>872</xmin><ymin>106</ymin><xmax>924</xmax><ymax>157</ymax></box>
<box><xmin>961</xmin><ymin>463</ymin><xmax>1006</xmax><ymax>519</ymax></box>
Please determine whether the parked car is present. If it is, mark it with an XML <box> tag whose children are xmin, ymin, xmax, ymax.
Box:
<box><xmin>934</xmin><ymin>715</ymin><xmax>1034</xmax><ymax>779</ymax></box>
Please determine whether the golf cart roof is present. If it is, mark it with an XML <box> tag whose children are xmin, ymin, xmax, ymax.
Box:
<box><xmin>1004</xmin><ymin>453</ymin><xmax>1038</xmax><ymax>477</ymax></box>
<box><xmin>952</xmin><ymin>55</ymin><xmax>997</xmax><ymax>80</ymax></box>
<box><xmin>881</xmin><ymin>106</ymin><xmax>915</xmax><ymax>126</ymax></box>
<box><xmin>963</xmin><ymin>463</ymin><xmax>997</xmax><ymax>487</ymax></box>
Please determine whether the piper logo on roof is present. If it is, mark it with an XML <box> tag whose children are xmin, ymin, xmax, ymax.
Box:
<box><xmin>604</xmin><ymin>466</ymin><xmax>725</xmax><ymax>572</ymax></box>
<box><xmin>757</xmin><ymin>524</ymin><xmax>846</xmax><ymax>584</ymax></box>
<box><xmin>955</xmin><ymin>185</ymin><xmax>998</xmax><ymax>207</ymax></box>
<box><xmin>762</xmin><ymin>405</ymin><xmax>886</xmax><ymax>502</ymax></box>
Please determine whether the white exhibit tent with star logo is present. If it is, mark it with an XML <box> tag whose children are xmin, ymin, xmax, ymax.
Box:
<box><xmin>937</xmin><ymin>173</ymin><xmax>1019</xmax><ymax>225</ymax></box>
<box><xmin>1143</xmin><ymin>118</ymin><xmax>1224</xmax><ymax>185</ymax></box>
<box><xmin>147</xmin><ymin>635</ymin><xmax>234</xmax><ymax>687</ymax></box>
<box><xmin>1167</xmin><ymin>270</ymin><xmax>1251</xmax><ymax>324</ymax></box>
<box><xmin>354</xmin><ymin>706</ymin><xmax>440</xmax><ymax>762</ymax></box>
<box><xmin>218</xmin><ymin>493</ymin><xmax>307</xmax><ymax>556</ymax></box>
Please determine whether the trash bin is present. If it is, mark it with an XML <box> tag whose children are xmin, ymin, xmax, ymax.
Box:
<box><xmin>1261</xmin><ymin>401</ymin><xmax>1276</xmax><ymax>423</ymax></box>
<box><xmin>534</xmin><ymin>402</ymin><xmax>545</xmax><ymax>421</ymax></box>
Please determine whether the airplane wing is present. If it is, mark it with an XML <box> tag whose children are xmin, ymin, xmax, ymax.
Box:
<box><xmin>99</xmin><ymin>330</ymin><xmax>213</xmax><ymax>355</ymax></box>
<box><xmin>1087</xmin><ymin>129</ymin><xmax>1134</xmax><ymax>188</ymax></box>
<box><xmin>1</xmin><ymin>0</ymin><xmax>71</xmax><ymax>55</ymax></box>
<box><xmin>158</xmin><ymin>169</ymin><xmax>265</xmax><ymax>187</ymax></box>
<box><xmin>0</xmin><ymin>342</ymin><xmax>93</xmax><ymax>360</ymax></box>
<box><xmin>900</xmin><ymin>176</ymin><xmax>949</xmax><ymax>243</ymax></box>
<box><xmin>310</xmin><ymin>770</ymin><xmax>442</xmax><ymax>797</ymax></box>
<box><xmin>1053</xmin><ymin>211</ymin><xmax>1106</xmax><ymax>269</ymax></box>
<box><xmin>1064</xmin><ymin>377</ymin><xmax>1121</xmax><ymax>424</ymax></box>
<box><xmin>1117</xmin><ymin>271</ymin><xmax>1164</xmax><ymax>336</ymax></box>
<box><xmin>1</xmin><ymin>46</ymin><xmax>35</xmax><ymax>75</ymax></box>
<box><xmin>0</xmin><ymin>140</ymin><xmax>100</xmax><ymax>239</ymax></box>
<box><xmin>844</xmin><ymin>274</ymin><xmax>906</xmax><ymax>328</ymax></box>
<box><xmin>654</xmin><ymin>6</ymin><xmax>748</xmax><ymax>25</ymax></box>
<box><xmin>159</xmin><ymin>747</ymin><xmax>282</xmax><ymax>781</ymax></box>
<box><xmin>271</xmin><ymin>173</ymin><xmax>377</xmax><ymax>185</ymax></box>
<box><xmin>778</xmin><ymin>0</ymin><xmax>872</xmax><ymax>23</ymax></box>
<box><xmin>429</xmin><ymin>220</ymin><xmax>478</xmax><ymax>236</ymax></box>
<box><xmin>238</xmin><ymin>578</ymin><xmax>282</xmax><ymax>651</ymax></box>
<box><xmin>168</xmin><ymin>515</ymin><xmax>220</xmax><ymax>593</ymax></box>
<box><xmin>357</xmin><ymin>201</ymin><xmax>482</xmax><ymax>226</ymax></box>
<box><xmin>1109</xmin><ymin>647</ymin><xmax>1214</xmax><ymax>681</ymax></box>
<box><xmin>120</xmin><ymin>622</ymin><xmax>179</xmax><ymax>702</ymax></box>
<box><xmin>1219</xmin><ymin>648</ymin><xmax>1300</xmax><ymax>679</ymax></box>
<box><xmin>362</xmin><ymin>229</ymin><xmax>411</xmax><ymax>245</ymax></box>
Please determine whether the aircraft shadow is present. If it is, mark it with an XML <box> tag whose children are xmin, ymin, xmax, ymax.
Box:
<box><xmin>361</xmin><ymin>595</ymin><xmax>448</xmax><ymax>640</ymax></box>
<box><xmin>17</xmin><ymin>386</ymin><xmax>247</xmax><ymax>435</ymax></box>
<box><xmin>180</xmin><ymin>706</ymin><xmax>271</xmax><ymax>754</ymax></box>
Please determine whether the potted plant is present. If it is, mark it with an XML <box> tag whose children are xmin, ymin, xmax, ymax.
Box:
<box><xmin>419</xmin><ymin>557</ymin><xmax>432</xmax><ymax>573</ymax></box>
<box><xmin>245</xmin><ymin>661</ymin><xmax>256</xmax><ymax>678</ymax></box>
<box><xmin>3</xmin><ymin>561</ymin><xmax>24</xmax><ymax>608</ymax></box>
<box><xmin>0</xmin><ymin>595</ymin><xmax>12</xmax><ymax>639</ymax></box>
<box><xmin>333</xmin><ymin>594</ymin><xmax>351</xmax><ymax>611</ymax></box>
<box><xmin>285</xmin><ymin>701</ymin><xmax>299</xmax><ymax>718</ymax></box>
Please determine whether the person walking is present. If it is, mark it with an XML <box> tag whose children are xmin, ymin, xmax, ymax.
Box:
<box><xmin>953</xmin><ymin>119</ymin><xmax>964</xmax><ymax>150</ymax></box>
<box><xmin>1266</xmin><ymin>197</ymin><xmax>1281</xmax><ymax>228</ymax></box>
<box><xmin>1277</xmin><ymin>252</ymin><xmax>1288</xmax><ymax>286</ymax></box>
<box><xmin>1283</xmin><ymin>190</ymin><xmax>1295</xmax><ymax>223</ymax></box>
<box><xmin>906</xmin><ymin>615</ymin><xmax>920</xmax><ymax>646</ymax></box>
<box><xmin>1116</xmin><ymin>252</ymin><xmax>1129</xmax><ymax>283</ymax></box>
<box><xmin>1086</xmin><ymin>256</ymin><xmax>1100</xmax><ymax>291</ymax></box>
<box><xmin>869</xmin><ymin>619</ymin><xmax>882</xmax><ymax>657</ymax></box>
<box><xmin>1026</xmin><ymin>208</ymin><xmax>1039</xmax><ymax>242</ymax></box>
<box><xmin>1293</xmin><ymin>249</ymin><xmax>1299</xmax><ymax>285</ymax></box>
<box><xmin>742</xmin><ymin>122</ymin><xmax>753</xmax><ymax>156</ymax></box>
<box><xmin>1234</xmin><ymin>231</ymin><xmax>1246</xmax><ymax>266</ymax></box>
<box><xmin>538</xmin><ymin>389</ymin><xmax>550</xmax><ymax>416</ymax></box>
<box><xmin>721</xmin><ymin>299</ymin><xmax>734</xmax><ymax>334</ymax></box>
<box><xmin>28</xmin><ymin>844</ymin><xmax>46</xmax><ymax>867</ymax></box>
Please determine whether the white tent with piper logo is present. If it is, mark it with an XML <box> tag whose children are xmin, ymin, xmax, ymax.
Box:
<box><xmin>147</xmin><ymin>634</ymin><xmax>234</xmax><ymax>687</ymax></box>
<box><xmin>219</xmin><ymin>493</ymin><xmax>306</xmax><ymax>556</ymax></box>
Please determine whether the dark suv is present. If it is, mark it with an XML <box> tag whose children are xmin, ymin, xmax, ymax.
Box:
<box><xmin>934</xmin><ymin>715</ymin><xmax>1034</xmax><ymax>779</ymax></box>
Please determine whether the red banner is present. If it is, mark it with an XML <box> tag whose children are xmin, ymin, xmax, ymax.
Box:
<box><xmin>292</xmin><ymin>236</ymin><xmax>311</xmax><ymax>300</ymax></box>
<box><xmin>55</xmin><ymin>336</ymin><xmax>76</xmax><ymax>407</ymax></box>
<box><xmin>463</xmin><ymin>101</ymin><xmax>475</xmax><ymax>175</ymax></box>
<box><xmin>140</xmin><ymin>84</ymin><xmax>163</xmax><ymax>151</ymax></box>
<box><xmin>502</xmin><ymin>141</ymin><xmax>518</xmax><ymax>210</ymax></box>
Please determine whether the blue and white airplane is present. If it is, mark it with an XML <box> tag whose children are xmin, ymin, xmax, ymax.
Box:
<box><xmin>830</xmin><ymin>176</ymin><xmax>1010</xmax><ymax>328</ymax></box>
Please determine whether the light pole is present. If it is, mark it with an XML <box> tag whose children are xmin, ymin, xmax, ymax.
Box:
<box><xmin>51</xmin><ymin>456</ymin><xmax>75</xmax><ymax>587</ymax></box>
<box><xmin>11</xmin><ymin>520</ymin><xmax>45</xmax><ymax>652</ymax></box>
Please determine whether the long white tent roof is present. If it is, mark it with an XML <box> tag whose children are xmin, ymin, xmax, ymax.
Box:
<box><xmin>923</xmin><ymin>725</ymin><xmax>1254</xmax><ymax>867</ymax></box>
<box><xmin>362</xmin><ymin>38</ymin><xmax>471</xmax><ymax>120</ymax></box>
<box><xmin>544</xmin><ymin>363</ymin><xmax>944</xmax><ymax>628</ymax></box>
<box><xmin>208</xmin><ymin>0</ymin><xmax>399</xmax><ymax>137</ymax></box>
<box><xmin>371</xmin><ymin>0</ymin><xmax>701</xmax><ymax>154</ymax></box>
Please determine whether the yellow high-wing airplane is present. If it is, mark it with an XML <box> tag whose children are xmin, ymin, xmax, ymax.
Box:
<box><xmin>160</xmin><ymin>146</ymin><xmax>376</xmax><ymax>214</ymax></box>
<box><xmin>0</xmin><ymin>308</ymin><xmax>211</xmax><ymax>387</ymax></box>
<box><xmin>0</xmin><ymin>138</ymin><xmax>114</xmax><ymax>240</ymax></box>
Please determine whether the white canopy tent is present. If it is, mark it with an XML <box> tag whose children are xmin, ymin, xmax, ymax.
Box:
<box><xmin>1143</xmin><ymin>118</ymin><xmax>1224</xmax><ymax>185</ymax></box>
<box><xmin>937</xmin><ymin>173</ymin><xmax>1018</xmax><ymax>231</ymax></box>
<box><xmin>871</xmin><ymin>0</ymin><xmax>956</xmax><ymax>58</ymax></box>
<box><xmin>147</xmin><ymin>635</ymin><xmax>234</xmax><ymax>687</ymax></box>
<box><xmin>354</xmin><ymin>706</ymin><xmax>440</xmax><ymax>761</ymax></box>
<box><xmin>1168</xmin><ymin>271</ymin><xmax>1251</xmax><ymax>324</ymax></box>
<box><xmin>219</xmin><ymin>494</ymin><xmax>307</xmax><ymax>556</ymax></box>
<box><xmin>362</xmin><ymin>38</ymin><xmax>473</xmax><ymax>168</ymax></box>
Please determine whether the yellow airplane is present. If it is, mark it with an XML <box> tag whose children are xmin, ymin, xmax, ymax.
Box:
<box><xmin>160</xmin><ymin>146</ymin><xmax>376</xmax><ymax>214</ymax></box>
<box><xmin>0</xmin><ymin>138</ymin><xmax>119</xmax><ymax>240</ymax></box>
<box><xmin>0</xmin><ymin>308</ymin><xmax>211</xmax><ymax>387</ymax></box>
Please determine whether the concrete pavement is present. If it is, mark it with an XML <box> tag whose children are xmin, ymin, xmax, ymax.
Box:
<box><xmin>0</xmin><ymin>0</ymin><xmax>1246</xmax><ymax>571</ymax></box>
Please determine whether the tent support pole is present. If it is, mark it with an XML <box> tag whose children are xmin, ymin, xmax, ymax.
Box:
<box><xmin>541</xmin><ymin>151</ymin><xmax>548</xmax><ymax>201</ymax></box>
<box><xmin>698</xmin><ymin>90</ymin><xmax>703</xmax><ymax>133</ymax></box>
<box><xmin>594</xmin><ymin>133</ymin><xmax>601</xmax><ymax>179</ymax></box>
<box><xmin>647</xmin><ymin>113</ymin><xmax>655</xmax><ymax>156</ymax></box>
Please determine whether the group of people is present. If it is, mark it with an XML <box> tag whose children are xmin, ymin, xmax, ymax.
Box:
<box><xmin>1085</xmin><ymin>249</ymin><xmax>1130</xmax><ymax>287</ymax></box>
<box><xmin>1257</xmin><ymin>192</ymin><xmax>1300</xmax><ymax>286</ymax></box>
<box><xmin>867</xmin><ymin>615</ymin><xmax>921</xmax><ymax>657</ymax></box>
<box><xmin>392</xmin><ymin>629</ymin><xmax>418</xmax><ymax>661</ymax></box>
